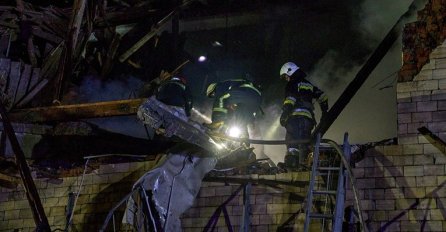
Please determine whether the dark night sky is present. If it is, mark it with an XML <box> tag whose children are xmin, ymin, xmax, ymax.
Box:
<box><xmin>83</xmin><ymin>0</ymin><xmax>417</xmax><ymax>163</ymax></box>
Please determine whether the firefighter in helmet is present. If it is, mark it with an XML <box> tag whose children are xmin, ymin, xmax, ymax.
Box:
<box><xmin>205</xmin><ymin>78</ymin><xmax>262</xmax><ymax>137</ymax></box>
<box><xmin>279</xmin><ymin>62</ymin><xmax>328</xmax><ymax>171</ymax></box>
<box><xmin>156</xmin><ymin>75</ymin><xmax>193</xmax><ymax>118</ymax></box>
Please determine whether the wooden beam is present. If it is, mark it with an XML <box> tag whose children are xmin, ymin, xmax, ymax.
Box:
<box><xmin>32</xmin><ymin>27</ymin><xmax>63</xmax><ymax>44</ymax></box>
<box><xmin>40</xmin><ymin>43</ymin><xmax>62</xmax><ymax>79</ymax></box>
<box><xmin>0</xmin><ymin>58</ymin><xmax>11</xmax><ymax>93</ymax></box>
<box><xmin>0</xmin><ymin>178</ymin><xmax>18</xmax><ymax>189</ymax></box>
<box><xmin>15</xmin><ymin>64</ymin><xmax>32</xmax><ymax>103</ymax></box>
<box><xmin>14</xmin><ymin>78</ymin><xmax>48</xmax><ymax>108</ymax></box>
<box><xmin>100</xmin><ymin>32</ymin><xmax>121</xmax><ymax>78</ymax></box>
<box><xmin>68</xmin><ymin>0</ymin><xmax>87</xmax><ymax>51</ymax></box>
<box><xmin>9</xmin><ymin>98</ymin><xmax>146</xmax><ymax>123</ymax></box>
<box><xmin>7</xmin><ymin>61</ymin><xmax>21</xmax><ymax>107</ymax></box>
<box><xmin>94</xmin><ymin>5</ymin><xmax>158</xmax><ymax>27</ymax></box>
<box><xmin>418</xmin><ymin>126</ymin><xmax>446</xmax><ymax>155</ymax></box>
<box><xmin>118</xmin><ymin>10</ymin><xmax>175</xmax><ymax>62</ymax></box>
<box><xmin>27</xmin><ymin>32</ymin><xmax>38</xmax><ymax>67</ymax></box>
<box><xmin>118</xmin><ymin>0</ymin><xmax>194</xmax><ymax>62</ymax></box>
<box><xmin>203</xmin><ymin>176</ymin><xmax>308</xmax><ymax>188</ymax></box>
<box><xmin>54</xmin><ymin>0</ymin><xmax>87</xmax><ymax>101</ymax></box>
<box><xmin>0</xmin><ymin>172</ymin><xmax>20</xmax><ymax>187</ymax></box>
<box><xmin>0</xmin><ymin>100</ymin><xmax>51</xmax><ymax>231</ymax></box>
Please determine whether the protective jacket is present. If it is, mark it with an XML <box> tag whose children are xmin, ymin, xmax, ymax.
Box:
<box><xmin>211</xmin><ymin>79</ymin><xmax>262</xmax><ymax>123</ymax></box>
<box><xmin>156</xmin><ymin>77</ymin><xmax>193</xmax><ymax>116</ymax></box>
<box><xmin>281</xmin><ymin>78</ymin><xmax>328</xmax><ymax>125</ymax></box>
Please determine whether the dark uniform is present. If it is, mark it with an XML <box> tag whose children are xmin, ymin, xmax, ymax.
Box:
<box><xmin>280</xmin><ymin>67</ymin><xmax>328</xmax><ymax>169</ymax></box>
<box><xmin>207</xmin><ymin>79</ymin><xmax>262</xmax><ymax>135</ymax></box>
<box><xmin>156</xmin><ymin>76</ymin><xmax>193</xmax><ymax>117</ymax></box>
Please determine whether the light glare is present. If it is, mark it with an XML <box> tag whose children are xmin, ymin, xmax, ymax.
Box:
<box><xmin>198</xmin><ymin>56</ymin><xmax>207</xmax><ymax>62</ymax></box>
<box><xmin>228</xmin><ymin>126</ymin><xmax>242</xmax><ymax>138</ymax></box>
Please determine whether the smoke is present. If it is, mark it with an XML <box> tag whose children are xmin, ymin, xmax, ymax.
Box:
<box><xmin>256</xmin><ymin>103</ymin><xmax>287</xmax><ymax>164</ymax></box>
<box><xmin>77</xmin><ymin>75</ymin><xmax>149</xmax><ymax>138</ymax></box>
<box><xmin>357</xmin><ymin>0</ymin><xmax>415</xmax><ymax>43</ymax></box>
<box><xmin>309</xmin><ymin>50</ymin><xmax>361</xmax><ymax>96</ymax></box>
<box><xmin>78</xmin><ymin>75</ymin><xmax>143</xmax><ymax>102</ymax></box>
<box><xmin>307</xmin><ymin>0</ymin><xmax>415</xmax><ymax>143</ymax></box>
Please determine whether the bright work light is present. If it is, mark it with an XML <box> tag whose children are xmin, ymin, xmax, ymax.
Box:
<box><xmin>228</xmin><ymin>126</ymin><xmax>242</xmax><ymax>138</ymax></box>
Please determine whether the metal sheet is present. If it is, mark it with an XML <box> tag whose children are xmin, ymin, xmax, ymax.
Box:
<box><xmin>123</xmin><ymin>153</ymin><xmax>217</xmax><ymax>231</ymax></box>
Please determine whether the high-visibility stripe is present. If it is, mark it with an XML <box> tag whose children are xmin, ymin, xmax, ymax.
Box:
<box><xmin>283</xmin><ymin>96</ymin><xmax>296</xmax><ymax>106</ymax></box>
<box><xmin>291</xmin><ymin>108</ymin><xmax>312</xmax><ymax>118</ymax></box>
<box><xmin>212</xmin><ymin>107</ymin><xmax>228</xmax><ymax>113</ymax></box>
<box><xmin>283</xmin><ymin>100</ymin><xmax>294</xmax><ymax>105</ymax></box>
<box><xmin>298</xmin><ymin>82</ymin><xmax>313</xmax><ymax>91</ymax></box>
<box><xmin>218</xmin><ymin>93</ymin><xmax>231</xmax><ymax>108</ymax></box>
<box><xmin>318</xmin><ymin>94</ymin><xmax>328</xmax><ymax>103</ymax></box>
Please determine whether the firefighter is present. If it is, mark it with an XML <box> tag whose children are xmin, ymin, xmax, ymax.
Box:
<box><xmin>205</xmin><ymin>78</ymin><xmax>262</xmax><ymax>137</ymax></box>
<box><xmin>156</xmin><ymin>75</ymin><xmax>193</xmax><ymax>118</ymax></box>
<box><xmin>279</xmin><ymin>62</ymin><xmax>328</xmax><ymax>171</ymax></box>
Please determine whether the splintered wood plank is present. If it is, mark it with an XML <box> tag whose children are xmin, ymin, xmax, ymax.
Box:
<box><xmin>27</xmin><ymin>38</ymin><xmax>37</xmax><ymax>67</ymax></box>
<box><xmin>41</xmin><ymin>43</ymin><xmax>62</xmax><ymax>79</ymax></box>
<box><xmin>43</xmin><ymin>43</ymin><xmax>54</xmax><ymax>57</ymax></box>
<box><xmin>0</xmin><ymin>31</ymin><xmax>10</xmax><ymax>55</ymax></box>
<box><xmin>0</xmin><ymin>131</ymin><xmax>6</xmax><ymax>156</ymax></box>
<box><xmin>10</xmin><ymin>98</ymin><xmax>146</xmax><ymax>123</ymax></box>
<box><xmin>15</xmin><ymin>78</ymin><xmax>48</xmax><ymax>108</ymax></box>
<box><xmin>69</xmin><ymin>0</ymin><xmax>87</xmax><ymax>51</ymax></box>
<box><xmin>0</xmin><ymin>58</ymin><xmax>10</xmax><ymax>92</ymax></box>
<box><xmin>0</xmin><ymin>174</ymin><xmax>19</xmax><ymax>189</ymax></box>
<box><xmin>32</xmin><ymin>27</ymin><xmax>63</xmax><ymax>44</ymax></box>
<box><xmin>119</xmin><ymin>10</ymin><xmax>176</xmax><ymax>62</ymax></box>
<box><xmin>0</xmin><ymin>12</ymin><xmax>16</xmax><ymax>20</ymax></box>
<box><xmin>101</xmin><ymin>32</ymin><xmax>122</xmax><ymax>77</ymax></box>
<box><xmin>7</xmin><ymin>61</ymin><xmax>21</xmax><ymax>103</ymax></box>
<box><xmin>28</xmin><ymin>67</ymin><xmax>40</xmax><ymax>90</ymax></box>
<box><xmin>15</xmin><ymin>64</ymin><xmax>32</xmax><ymax>104</ymax></box>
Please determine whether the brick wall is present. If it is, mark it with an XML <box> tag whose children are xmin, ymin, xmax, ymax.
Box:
<box><xmin>181</xmin><ymin>172</ymin><xmax>313</xmax><ymax>231</ymax></box>
<box><xmin>0</xmin><ymin>161</ymin><xmax>157</xmax><ymax>231</ymax></box>
<box><xmin>342</xmin><ymin>26</ymin><xmax>446</xmax><ymax>231</ymax></box>
<box><xmin>0</xmin><ymin>162</ymin><xmax>321</xmax><ymax>231</ymax></box>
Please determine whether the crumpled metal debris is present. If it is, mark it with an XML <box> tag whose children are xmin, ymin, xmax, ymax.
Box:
<box><xmin>123</xmin><ymin>153</ymin><xmax>217</xmax><ymax>231</ymax></box>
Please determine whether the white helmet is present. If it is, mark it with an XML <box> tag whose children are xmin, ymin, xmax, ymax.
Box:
<box><xmin>206</xmin><ymin>83</ymin><xmax>217</xmax><ymax>97</ymax></box>
<box><xmin>280</xmin><ymin>62</ymin><xmax>300</xmax><ymax>76</ymax></box>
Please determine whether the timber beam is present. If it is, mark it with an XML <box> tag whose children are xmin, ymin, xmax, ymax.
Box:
<box><xmin>8</xmin><ymin>98</ymin><xmax>146</xmax><ymax>123</ymax></box>
<box><xmin>418</xmin><ymin>126</ymin><xmax>446</xmax><ymax>155</ymax></box>
<box><xmin>0</xmin><ymin>100</ymin><xmax>51</xmax><ymax>231</ymax></box>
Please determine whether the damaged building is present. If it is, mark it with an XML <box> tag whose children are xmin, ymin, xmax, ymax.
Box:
<box><xmin>0</xmin><ymin>0</ymin><xmax>445</xmax><ymax>231</ymax></box>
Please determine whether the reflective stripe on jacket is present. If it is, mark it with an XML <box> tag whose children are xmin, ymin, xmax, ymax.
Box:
<box><xmin>282</xmin><ymin>78</ymin><xmax>328</xmax><ymax>120</ymax></box>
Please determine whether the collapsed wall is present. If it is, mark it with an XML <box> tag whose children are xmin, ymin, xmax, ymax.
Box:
<box><xmin>343</xmin><ymin>1</ymin><xmax>446</xmax><ymax>230</ymax></box>
<box><xmin>0</xmin><ymin>161</ymin><xmax>157</xmax><ymax>231</ymax></box>
<box><xmin>344</xmin><ymin>43</ymin><xmax>446</xmax><ymax>231</ymax></box>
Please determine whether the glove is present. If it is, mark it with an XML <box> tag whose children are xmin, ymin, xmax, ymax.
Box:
<box><xmin>280</xmin><ymin>113</ymin><xmax>289</xmax><ymax>127</ymax></box>
<box><xmin>159</xmin><ymin>70</ymin><xmax>172</xmax><ymax>81</ymax></box>
<box><xmin>204</xmin><ymin>121</ymin><xmax>224</xmax><ymax>130</ymax></box>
